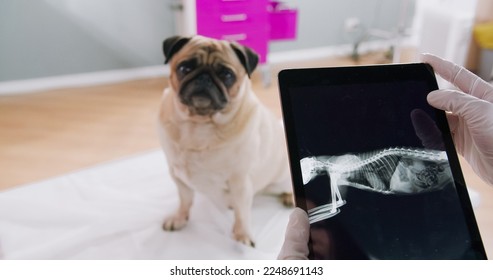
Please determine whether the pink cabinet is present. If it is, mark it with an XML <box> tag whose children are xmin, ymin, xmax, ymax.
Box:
<box><xmin>195</xmin><ymin>0</ymin><xmax>297</xmax><ymax>63</ymax></box>
<box><xmin>269</xmin><ymin>5</ymin><xmax>297</xmax><ymax>40</ymax></box>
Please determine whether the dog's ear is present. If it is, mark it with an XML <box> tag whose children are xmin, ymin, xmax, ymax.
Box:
<box><xmin>163</xmin><ymin>36</ymin><xmax>191</xmax><ymax>64</ymax></box>
<box><xmin>230</xmin><ymin>43</ymin><xmax>259</xmax><ymax>78</ymax></box>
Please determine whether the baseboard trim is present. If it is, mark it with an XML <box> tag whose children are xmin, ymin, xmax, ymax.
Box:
<box><xmin>0</xmin><ymin>65</ymin><xmax>170</xmax><ymax>95</ymax></box>
<box><xmin>268</xmin><ymin>40</ymin><xmax>399</xmax><ymax>64</ymax></box>
<box><xmin>0</xmin><ymin>40</ymin><xmax>408</xmax><ymax>95</ymax></box>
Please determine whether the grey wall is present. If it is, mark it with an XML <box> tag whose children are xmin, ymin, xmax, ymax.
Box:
<box><xmin>0</xmin><ymin>0</ymin><xmax>176</xmax><ymax>82</ymax></box>
<box><xmin>0</xmin><ymin>0</ymin><xmax>415</xmax><ymax>82</ymax></box>
<box><xmin>270</xmin><ymin>0</ymin><xmax>415</xmax><ymax>52</ymax></box>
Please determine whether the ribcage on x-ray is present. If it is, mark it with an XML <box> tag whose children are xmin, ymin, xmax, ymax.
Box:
<box><xmin>301</xmin><ymin>147</ymin><xmax>452</xmax><ymax>195</ymax></box>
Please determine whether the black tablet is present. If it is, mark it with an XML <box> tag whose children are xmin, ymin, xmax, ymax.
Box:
<box><xmin>278</xmin><ymin>63</ymin><xmax>486</xmax><ymax>260</ymax></box>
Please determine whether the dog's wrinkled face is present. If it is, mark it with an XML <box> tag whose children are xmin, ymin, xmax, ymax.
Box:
<box><xmin>163</xmin><ymin>36</ymin><xmax>259</xmax><ymax>117</ymax></box>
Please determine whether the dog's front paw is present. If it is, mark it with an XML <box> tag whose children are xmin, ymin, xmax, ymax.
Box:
<box><xmin>163</xmin><ymin>214</ymin><xmax>188</xmax><ymax>231</ymax></box>
<box><xmin>233</xmin><ymin>232</ymin><xmax>255</xmax><ymax>248</ymax></box>
<box><xmin>280</xmin><ymin>192</ymin><xmax>294</xmax><ymax>207</ymax></box>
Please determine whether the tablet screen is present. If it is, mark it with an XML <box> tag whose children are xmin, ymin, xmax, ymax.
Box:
<box><xmin>278</xmin><ymin>63</ymin><xmax>486</xmax><ymax>259</ymax></box>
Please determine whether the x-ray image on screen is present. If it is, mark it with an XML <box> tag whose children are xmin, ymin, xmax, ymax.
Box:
<box><xmin>300</xmin><ymin>147</ymin><xmax>453</xmax><ymax>224</ymax></box>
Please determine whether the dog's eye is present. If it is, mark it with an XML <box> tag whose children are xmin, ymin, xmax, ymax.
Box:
<box><xmin>219</xmin><ymin>70</ymin><xmax>233</xmax><ymax>79</ymax></box>
<box><xmin>177</xmin><ymin>60</ymin><xmax>196</xmax><ymax>76</ymax></box>
<box><xmin>178</xmin><ymin>64</ymin><xmax>192</xmax><ymax>75</ymax></box>
<box><xmin>218</xmin><ymin>68</ymin><xmax>235</xmax><ymax>86</ymax></box>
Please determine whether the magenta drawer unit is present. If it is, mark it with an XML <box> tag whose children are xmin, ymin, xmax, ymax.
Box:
<box><xmin>196</xmin><ymin>0</ymin><xmax>269</xmax><ymax>63</ymax></box>
<box><xmin>269</xmin><ymin>8</ymin><xmax>298</xmax><ymax>40</ymax></box>
<box><xmin>195</xmin><ymin>0</ymin><xmax>297</xmax><ymax>64</ymax></box>
<box><xmin>196</xmin><ymin>0</ymin><xmax>268</xmax><ymax>15</ymax></box>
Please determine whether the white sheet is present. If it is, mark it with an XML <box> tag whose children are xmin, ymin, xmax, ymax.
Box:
<box><xmin>0</xmin><ymin>150</ymin><xmax>292</xmax><ymax>260</ymax></box>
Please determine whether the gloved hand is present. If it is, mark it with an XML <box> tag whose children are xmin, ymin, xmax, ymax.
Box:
<box><xmin>277</xmin><ymin>208</ymin><xmax>310</xmax><ymax>260</ymax></box>
<box><xmin>422</xmin><ymin>53</ymin><xmax>493</xmax><ymax>185</ymax></box>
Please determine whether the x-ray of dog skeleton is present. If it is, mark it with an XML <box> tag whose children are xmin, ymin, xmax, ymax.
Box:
<box><xmin>300</xmin><ymin>147</ymin><xmax>453</xmax><ymax>224</ymax></box>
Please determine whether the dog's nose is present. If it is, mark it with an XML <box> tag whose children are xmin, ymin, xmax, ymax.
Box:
<box><xmin>196</xmin><ymin>73</ymin><xmax>214</xmax><ymax>86</ymax></box>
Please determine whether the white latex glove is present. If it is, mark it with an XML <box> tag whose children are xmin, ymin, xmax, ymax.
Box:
<box><xmin>277</xmin><ymin>208</ymin><xmax>310</xmax><ymax>260</ymax></box>
<box><xmin>422</xmin><ymin>53</ymin><xmax>493</xmax><ymax>185</ymax></box>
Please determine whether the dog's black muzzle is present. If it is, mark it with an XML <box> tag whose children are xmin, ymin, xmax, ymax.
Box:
<box><xmin>179</xmin><ymin>72</ymin><xmax>228</xmax><ymax>116</ymax></box>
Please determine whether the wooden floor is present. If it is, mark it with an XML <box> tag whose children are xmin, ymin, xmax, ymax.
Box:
<box><xmin>1</xmin><ymin>50</ymin><xmax>492</xmax><ymax>258</ymax></box>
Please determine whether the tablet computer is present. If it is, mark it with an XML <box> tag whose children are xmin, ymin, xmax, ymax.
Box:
<box><xmin>278</xmin><ymin>63</ymin><xmax>486</xmax><ymax>259</ymax></box>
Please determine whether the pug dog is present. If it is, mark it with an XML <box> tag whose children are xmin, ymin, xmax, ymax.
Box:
<box><xmin>158</xmin><ymin>35</ymin><xmax>293</xmax><ymax>247</ymax></box>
